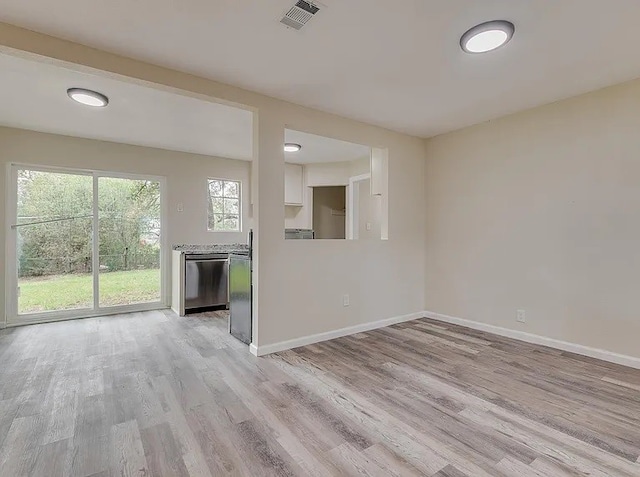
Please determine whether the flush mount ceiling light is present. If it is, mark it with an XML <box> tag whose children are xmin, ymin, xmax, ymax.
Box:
<box><xmin>284</xmin><ymin>143</ymin><xmax>302</xmax><ymax>153</ymax></box>
<box><xmin>67</xmin><ymin>88</ymin><xmax>109</xmax><ymax>107</ymax></box>
<box><xmin>460</xmin><ymin>20</ymin><xmax>515</xmax><ymax>54</ymax></box>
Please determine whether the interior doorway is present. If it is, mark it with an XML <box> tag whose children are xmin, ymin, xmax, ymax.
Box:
<box><xmin>312</xmin><ymin>186</ymin><xmax>346</xmax><ymax>239</ymax></box>
<box><xmin>8</xmin><ymin>165</ymin><xmax>165</xmax><ymax>324</ymax></box>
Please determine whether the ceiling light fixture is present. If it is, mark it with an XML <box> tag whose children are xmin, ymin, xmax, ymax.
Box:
<box><xmin>67</xmin><ymin>88</ymin><xmax>109</xmax><ymax>107</ymax></box>
<box><xmin>460</xmin><ymin>20</ymin><xmax>515</xmax><ymax>54</ymax></box>
<box><xmin>284</xmin><ymin>143</ymin><xmax>302</xmax><ymax>153</ymax></box>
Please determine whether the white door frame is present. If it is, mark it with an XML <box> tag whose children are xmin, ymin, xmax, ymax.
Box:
<box><xmin>5</xmin><ymin>163</ymin><xmax>168</xmax><ymax>327</ymax></box>
<box><xmin>347</xmin><ymin>173</ymin><xmax>371</xmax><ymax>240</ymax></box>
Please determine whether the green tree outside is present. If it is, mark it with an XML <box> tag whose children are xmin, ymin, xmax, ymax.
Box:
<box><xmin>17</xmin><ymin>171</ymin><xmax>161</xmax><ymax>277</ymax></box>
<box><xmin>16</xmin><ymin>170</ymin><xmax>162</xmax><ymax>313</ymax></box>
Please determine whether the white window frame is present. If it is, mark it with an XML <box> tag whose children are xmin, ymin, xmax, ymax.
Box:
<box><xmin>5</xmin><ymin>163</ymin><xmax>168</xmax><ymax>327</ymax></box>
<box><xmin>207</xmin><ymin>177</ymin><xmax>242</xmax><ymax>233</ymax></box>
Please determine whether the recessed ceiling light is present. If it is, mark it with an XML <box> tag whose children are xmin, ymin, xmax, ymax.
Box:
<box><xmin>284</xmin><ymin>143</ymin><xmax>302</xmax><ymax>153</ymax></box>
<box><xmin>67</xmin><ymin>88</ymin><xmax>109</xmax><ymax>107</ymax></box>
<box><xmin>460</xmin><ymin>20</ymin><xmax>515</xmax><ymax>54</ymax></box>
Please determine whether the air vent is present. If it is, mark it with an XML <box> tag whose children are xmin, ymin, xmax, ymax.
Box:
<box><xmin>280</xmin><ymin>1</ymin><xmax>323</xmax><ymax>31</ymax></box>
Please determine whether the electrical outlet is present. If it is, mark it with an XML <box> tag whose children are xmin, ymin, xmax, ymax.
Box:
<box><xmin>517</xmin><ymin>309</ymin><xmax>526</xmax><ymax>323</ymax></box>
<box><xmin>366</xmin><ymin>222</ymin><xmax>372</xmax><ymax>231</ymax></box>
<box><xmin>343</xmin><ymin>294</ymin><xmax>350</xmax><ymax>307</ymax></box>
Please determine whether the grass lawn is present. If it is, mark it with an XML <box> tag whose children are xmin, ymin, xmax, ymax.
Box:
<box><xmin>19</xmin><ymin>269</ymin><xmax>161</xmax><ymax>314</ymax></box>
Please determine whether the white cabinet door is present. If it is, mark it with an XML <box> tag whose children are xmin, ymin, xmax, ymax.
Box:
<box><xmin>284</xmin><ymin>163</ymin><xmax>304</xmax><ymax>206</ymax></box>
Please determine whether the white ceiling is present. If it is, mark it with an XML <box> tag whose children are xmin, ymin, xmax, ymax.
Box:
<box><xmin>0</xmin><ymin>53</ymin><xmax>254</xmax><ymax>160</ymax></box>
<box><xmin>285</xmin><ymin>129</ymin><xmax>369</xmax><ymax>164</ymax></box>
<box><xmin>0</xmin><ymin>53</ymin><xmax>365</xmax><ymax>164</ymax></box>
<box><xmin>2</xmin><ymin>1</ymin><xmax>640</xmax><ymax>137</ymax></box>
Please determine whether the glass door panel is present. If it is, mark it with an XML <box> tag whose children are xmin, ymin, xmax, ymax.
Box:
<box><xmin>16</xmin><ymin>169</ymin><xmax>93</xmax><ymax>314</ymax></box>
<box><xmin>98</xmin><ymin>177</ymin><xmax>161</xmax><ymax>307</ymax></box>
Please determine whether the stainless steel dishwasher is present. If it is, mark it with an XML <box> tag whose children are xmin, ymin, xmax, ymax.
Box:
<box><xmin>182</xmin><ymin>253</ymin><xmax>228</xmax><ymax>314</ymax></box>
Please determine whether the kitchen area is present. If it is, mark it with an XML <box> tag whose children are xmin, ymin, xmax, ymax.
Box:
<box><xmin>171</xmin><ymin>232</ymin><xmax>253</xmax><ymax>345</ymax></box>
<box><xmin>284</xmin><ymin>129</ymin><xmax>388</xmax><ymax>241</ymax></box>
<box><xmin>168</xmin><ymin>129</ymin><xmax>386</xmax><ymax>350</ymax></box>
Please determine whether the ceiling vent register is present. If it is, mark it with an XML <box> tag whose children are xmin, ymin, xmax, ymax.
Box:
<box><xmin>280</xmin><ymin>1</ymin><xmax>322</xmax><ymax>30</ymax></box>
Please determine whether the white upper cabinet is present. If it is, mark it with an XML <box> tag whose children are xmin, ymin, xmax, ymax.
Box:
<box><xmin>284</xmin><ymin>163</ymin><xmax>304</xmax><ymax>206</ymax></box>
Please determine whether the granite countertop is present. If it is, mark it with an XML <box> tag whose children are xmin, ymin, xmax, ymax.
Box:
<box><xmin>172</xmin><ymin>243</ymin><xmax>249</xmax><ymax>254</ymax></box>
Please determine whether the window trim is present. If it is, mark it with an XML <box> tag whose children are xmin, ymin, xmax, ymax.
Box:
<box><xmin>206</xmin><ymin>177</ymin><xmax>242</xmax><ymax>233</ymax></box>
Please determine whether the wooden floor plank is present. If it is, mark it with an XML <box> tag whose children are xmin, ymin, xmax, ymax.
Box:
<box><xmin>1</xmin><ymin>311</ymin><xmax>640</xmax><ymax>476</ymax></box>
<box><xmin>109</xmin><ymin>420</ymin><xmax>148</xmax><ymax>477</ymax></box>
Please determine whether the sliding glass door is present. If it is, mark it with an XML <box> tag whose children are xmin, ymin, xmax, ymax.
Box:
<box><xmin>15</xmin><ymin>169</ymin><xmax>94</xmax><ymax>315</ymax></box>
<box><xmin>98</xmin><ymin>177</ymin><xmax>162</xmax><ymax>307</ymax></box>
<box><xmin>9</xmin><ymin>165</ymin><xmax>165</xmax><ymax>324</ymax></box>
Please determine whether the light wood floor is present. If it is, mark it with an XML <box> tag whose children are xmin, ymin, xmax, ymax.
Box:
<box><xmin>1</xmin><ymin>311</ymin><xmax>639</xmax><ymax>476</ymax></box>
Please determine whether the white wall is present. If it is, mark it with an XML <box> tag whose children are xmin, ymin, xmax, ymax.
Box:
<box><xmin>357</xmin><ymin>179</ymin><xmax>382</xmax><ymax>241</ymax></box>
<box><xmin>0</xmin><ymin>25</ymin><xmax>427</xmax><ymax>348</ymax></box>
<box><xmin>0</xmin><ymin>126</ymin><xmax>252</xmax><ymax>324</ymax></box>
<box><xmin>425</xmin><ymin>78</ymin><xmax>640</xmax><ymax>359</ymax></box>
<box><xmin>306</xmin><ymin>157</ymin><xmax>369</xmax><ymax>187</ymax></box>
<box><xmin>284</xmin><ymin>205</ymin><xmax>308</xmax><ymax>230</ymax></box>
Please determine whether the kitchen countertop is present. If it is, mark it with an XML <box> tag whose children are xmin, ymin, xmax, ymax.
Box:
<box><xmin>172</xmin><ymin>244</ymin><xmax>249</xmax><ymax>254</ymax></box>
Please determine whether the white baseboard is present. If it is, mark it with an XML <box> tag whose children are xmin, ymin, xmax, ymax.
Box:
<box><xmin>252</xmin><ymin>312</ymin><xmax>424</xmax><ymax>357</ymax></box>
<box><xmin>424</xmin><ymin>311</ymin><xmax>640</xmax><ymax>370</ymax></box>
<box><xmin>251</xmin><ymin>308</ymin><xmax>640</xmax><ymax>370</ymax></box>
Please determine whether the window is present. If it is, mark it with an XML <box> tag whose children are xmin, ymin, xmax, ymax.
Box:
<box><xmin>208</xmin><ymin>179</ymin><xmax>241</xmax><ymax>232</ymax></box>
